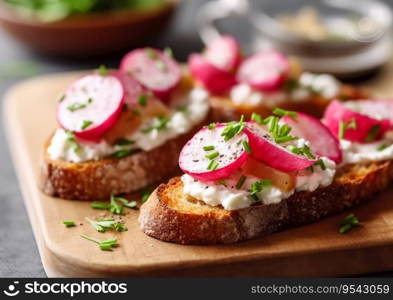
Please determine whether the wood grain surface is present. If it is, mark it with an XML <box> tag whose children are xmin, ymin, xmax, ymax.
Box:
<box><xmin>3</xmin><ymin>70</ymin><xmax>393</xmax><ymax>277</ymax></box>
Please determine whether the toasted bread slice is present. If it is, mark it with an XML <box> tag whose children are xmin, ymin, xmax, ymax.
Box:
<box><xmin>210</xmin><ymin>85</ymin><xmax>368</xmax><ymax>122</ymax></box>
<box><xmin>40</xmin><ymin>117</ymin><xmax>208</xmax><ymax>201</ymax></box>
<box><xmin>139</xmin><ymin>161</ymin><xmax>393</xmax><ymax>244</ymax></box>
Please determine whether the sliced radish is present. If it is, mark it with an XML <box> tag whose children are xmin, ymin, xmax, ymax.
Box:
<box><xmin>281</xmin><ymin>112</ymin><xmax>342</xmax><ymax>163</ymax></box>
<box><xmin>237</xmin><ymin>50</ymin><xmax>289</xmax><ymax>92</ymax></box>
<box><xmin>57</xmin><ymin>74</ymin><xmax>124</xmax><ymax>141</ymax></box>
<box><xmin>244</xmin><ymin>121</ymin><xmax>316</xmax><ymax>172</ymax></box>
<box><xmin>112</xmin><ymin>70</ymin><xmax>143</xmax><ymax>105</ymax></box>
<box><xmin>204</xmin><ymin>35</ymin><xmax>241</xmax><ymax>72</ymax></box>
<box><xmin>188</xmin><ymin>54</ymin><xmax>237</xmax><ymax>94</ymax></box>
<box><xmin>323</xmin><ymin>100</ymin><xmax>391</xmax><ymax>143</ymax></box>
<box><xmin>120</xmin><ymin>48</ymin><xmax>181</xmax><ymax>102</ymax></box>
<box><xmin>179</xmin><ymin>124</ymin><xmax>249</xmax><ymax>182</ymax></box>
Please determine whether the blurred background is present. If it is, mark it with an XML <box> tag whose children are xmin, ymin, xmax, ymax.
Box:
<box><xmin>1</xmin><ymin>0</ymin><xmax>393</xmax><ymax>277</ymax></box>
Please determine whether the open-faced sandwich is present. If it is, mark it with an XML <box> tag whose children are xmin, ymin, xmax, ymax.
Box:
<box><xmin>41</xmin><ymin>48</ymin><xmax>210</xmax><ymax>201</ymax></box>
<box><xmin>139</xmin><ymin>100</ymin><xmax>393</xmax><ymax>244</ymax></box>
<box><xmin>188</xmin><ymin>35</ymin><xmax>367</xmax><ymax>122</ymax></box>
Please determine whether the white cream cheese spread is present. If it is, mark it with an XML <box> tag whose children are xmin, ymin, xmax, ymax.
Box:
<box><xmin>181</xmin><ymin>157</ymin><xmax>336</xmax><ymax>210</ymax></box>
<box><xmin>229</xmin><ymin>72</ymin><xmax>341</xmax><ymax>107</ymax></box>
<box><xmin>48</xmin><ymin>87</ymin><xmax>210</xmax><ymax>163</ymax></box>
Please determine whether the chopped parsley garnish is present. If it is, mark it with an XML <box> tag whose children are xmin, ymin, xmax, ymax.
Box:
<box><xmin>207</xmin><ymin>160</ymin><xmax>219</xmax><ymax>171</ymax></box>
<box><xmin>275</xmin><ymin>135</ymin><xmax>298</xmax><ymax>144</ymax></box>
<box><xmin>80</xmin><ymin>234</ymin><xmax>117</xmax><ymax>251</ymax></box>
<box><xmin>137</xmin><ymin>94</ymin><xmax>148</xmax><ymax>106</ymax></box>
<box><xmin>114</xmin><ymin>138</ymin><xmax>135</xmax><ymax>146</ymax></box>
<box><xmin>177</xmin><ymin>106</ymin><xmax>187</xmax><ymax>113</ymax></box>
<box><xmin>85</xmin><ymin>217</ymin><xmax>127</xmax><ymax>233</ymax></box>
<box><xmin>91</xmin><ymin>201</ymin><xmax>110</xmax><ymax>210</ymax></box>
<box><xmin>203</xmin><ymin>145</ymin><xmax>215</xmax><ymax>151</ymax></box>
<box><xmin>249</xmin><ymin>180</ymin><xmax>272</xmax><ymax>201</ymax></box>
<box><xmin>109</xmin><ymin>195</ymin><xmax>125</xmax><ymax>214</ymax></box>
<box><xmin>144</xmin><ymin>48</ymin><xmax>166</xmax><ymax>71</ymax></box>
<box><xmin>221</xmin><ymin>115</ymin><xmax>245</xmax><ymax>141</ymax></box>
<box><xmin>155</xmin><ymin>60</ymin><xmax>167</xmax><ymax>72</ymax></box>
<box><xmin>111</xmin><ymin>195</ymin><xmax>138</xmax><ymax>209</ymax></box>
<box><xmin>242</xmin><ymin>140</ymin><xmax>252</xmax><ymax>154</ymax></box>
<box><xmin>377</xmin><ymin>144</ymin><xmax>389</xmax><ymax>151</ymax></box>
<box><xmin>146</xmin><ymin>48</ymin><xmax>158</xmax><ymax>59</ymax></box>
<box><xmin>272</xmin><ymin>107</ymin><xmax>297</xmax><ymax>118</ymax></box>
<box><xmin>205</xmin><ymin>151</ymin><xmax>219</xmax><ymax>160</ymax></box>
<box><xmin>140</xmin><ymin>186</ymin><xmax>153</xmax><ymax>203</ymax></box>
<box><xmin>64</xmin><ymin>130</ymin><xmax>80</xmax><ymax>152</ymax></box>
<box><xmin>218</xmin><ymin>179</ymin><xmax>227</xmax><ymax>186</ymax></box>
<box><xmin>338</xmin><ymin>122</ymin><xmax>345</xmax><ymax>139</ymax></box>
<box><xmin>67</xmin><ymin>102</ymin><xmax>86</xmax><ymax>112</ymax></box>
<box><xmin>62</xmin><ymin>221</ymin><xmax>75</xmax><ymax>227</ymax></box>
<box><xmin>338</xmin><ymin>119</ymin><xmax>357</xmax><ymax>139</ymax></box>
<box><xmin>81</xmin><ymin>120</ymin><xmax>93</xmax><ymax>130</ymax></box>
<box><xmin>97</xmin><ymin>64</ymin><xmax>109</xmax><ymax>76</ymax></box>
<box><xmin>87</xmin><ymin>98</ymin><xmax>93</xmax><ymax>104</ymax></box>
<box><xmin>57</xmin><ymin>93</ymin><xmax>65</xmax><ymax>103</ymax></box>
<box><xmin>338</xmin><ymin>213</ymin><xmax>360</xmax><ymax>234</ymax></box>
<box><xmin>142</xmin><ymin>116</ymin><xmax>169</xmax><ymax>133</ymax></box>
<box><xmin>109</xmin><ymin>149</ymin><xmax>135</xmax><ymax>158</ymax></box>
<box><xmin>123</xmin><ymin>200</ymin><xmax>138</xmax><ymax>209</ymax></box>
<box><xmin>366</xmin><ymin>124</ymin><xmax>381</xmax><ymax>142</ymax></box>
<box><xmin>235</xmin><ymin>175</ymin><xmax>247</xmax><ymax>189</ymax></box>
<box><xmin>164</xmin><ymin>47</ymin><xmax>173</xmax><ymax>57</ymax></box>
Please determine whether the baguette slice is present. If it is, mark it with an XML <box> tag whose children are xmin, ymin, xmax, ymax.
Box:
<box><xmin>139</xmin><ymin>160</ymin><xmax>393</xmax><ymax>244</ymax></box>
<box><xmin>40</xmin><ymin>117</ymin><xmax>209</xmax><ymax>201</ymax></box>
<box><xmin>210</xmin><ymin>85</ymin><xmax>368</xmax><ymax>122</ymax></box>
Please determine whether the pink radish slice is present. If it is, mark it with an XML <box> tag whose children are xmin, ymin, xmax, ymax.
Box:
<box><xmin>204</xmin><ymin>35</ymin><xmax>241</xmax><ymax>71</ymax></box>
<box><xmin>188</xmin><ymin>54</ymin><xmax>237</xmax><ymax>94</ymax></box>
<box><xmin>112</xmin><ymin>71</ymin><xmax>143</xmax><ymax>105</ymax></box>
<box><xmin>179</xmin><ymin>125</ymin><xmax>249</xmax><ymax>182</ymax></box>
<box><xmin>282</xmin><ymin>112</ymin><xmax>342</xmax><ymax>164</ymax></box>
<box><xmin>120</xmin><ymin>48</ymin><xmax>181</xmax><ymax>102</ymax></box>
<box><xmin>57</xmin><ymin>74</ymin><xmax>124</xmax><ymax>141</ymax></box>
<box><xmin>323</xmin><ymin>100</ymin><xmax>391</xmax><ymax>143</ymax></box>
<box><xmin>244</xmin><ymin>121</ymin><xmax>316</xmax><ymax>172</ymax></box>
<box><xmin>237</xmin><ymin>50</ymin><xmax>289</xmax><ymax>92</ymax></box>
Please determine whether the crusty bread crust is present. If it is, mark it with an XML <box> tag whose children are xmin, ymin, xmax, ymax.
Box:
<box><xmin>139</xmin><ymin>161</ymin><xmax>393</xmax><ymax>244</ymax></box>
<box><xmin>210</xmin><ymin>85</ymin><xmax>368</xmax><ymax>122</ymax></box>
<box><xmin>40</xmin><ymin>117</ymin><xmax>209</xmax><ymax>201</ymax></box>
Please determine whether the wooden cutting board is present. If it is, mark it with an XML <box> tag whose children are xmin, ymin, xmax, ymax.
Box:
<box><xmin>3</xmin><ymin>70</ymin><xmax>393</xmax><ymax>278</ymax></box>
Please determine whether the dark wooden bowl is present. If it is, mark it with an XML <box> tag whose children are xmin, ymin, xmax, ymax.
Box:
<box><xmin>0</xmin><ymin>0</ymin><xmax>179</xmax><ymax>58</ymax></box>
